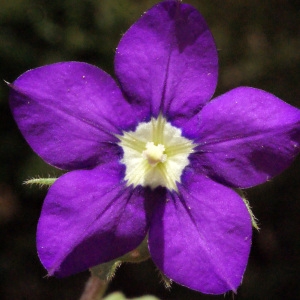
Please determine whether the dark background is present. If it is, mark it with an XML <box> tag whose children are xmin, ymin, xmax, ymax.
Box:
<box><xmin>1</xmin><ymin>0</ymin><xmax>300</xmax><ymax>299</ymax></box>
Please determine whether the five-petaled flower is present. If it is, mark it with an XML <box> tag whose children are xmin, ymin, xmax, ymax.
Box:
<box><xmin>9</xmin><ymin>0</ymin><xmax>300</xmax><ymax>295</ymax></box>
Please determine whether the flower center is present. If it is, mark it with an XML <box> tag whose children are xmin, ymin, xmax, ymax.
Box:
<box><xmin>142</xmin><ymin>142</ymin><xmax>167</xmax><ymax>167</ymax></box>
<box><xmin>117</xmin><ymin>114</ymin><xmax>195</xmax><ymax>191</ymax></box>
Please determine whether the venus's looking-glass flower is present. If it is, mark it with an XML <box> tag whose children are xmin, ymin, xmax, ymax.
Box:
<box><xmin>9</xmin><ymin>0</ymin><xmax>300</xmax><ymax>295</ymax></box>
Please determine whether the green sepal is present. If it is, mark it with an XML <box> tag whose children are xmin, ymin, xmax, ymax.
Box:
<box><xmin>91</xmin><ymin>237</ymin><xmax>150</xmax><ymax>282</ymax></box>
<box><xmin>157</xmin><ymin>271</ymin><xmax>172</xmax><ymax>289</ymax></box>
<box><xmin>23</xmin><ymin>177</ymin><xmax>57</xmax><ymax>187</ymax></box>
<box><xmin>118</xmin><ymin>236</ymin><xmax>150</xmax><ymax>263</ymax></box>
<box><xmin>237</xmin><ymin>189</ymin><xmax>259</xmax><ymax>230</ymax></box>
<box><xmin>91</xmin><ymin>260</ymin><xmax>122</xmax><ymax>282</ymax></box>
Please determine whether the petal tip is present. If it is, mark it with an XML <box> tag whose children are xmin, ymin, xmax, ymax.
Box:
<box><xmin>4</xmin><ymin>79</ymin><xmax>11</xmax><ymax>86</ymax></box>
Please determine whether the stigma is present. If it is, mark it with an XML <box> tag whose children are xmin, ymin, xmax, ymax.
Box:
<box><xmin>142</xmin><ymin>142</ymin><xmax>167</xmax><ymax>167</ymax></box>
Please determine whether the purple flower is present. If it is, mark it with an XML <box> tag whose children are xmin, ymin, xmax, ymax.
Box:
<box><xmin>9</xmin><ymin>0</ymin><xmax>300</xmax><ymax>295</ymax></box>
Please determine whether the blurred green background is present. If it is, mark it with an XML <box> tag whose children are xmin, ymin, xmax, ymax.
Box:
<box><xmin>1</xmin><ymin>0</ymin><xmax>300</xmax><ymax>299</ymax></box>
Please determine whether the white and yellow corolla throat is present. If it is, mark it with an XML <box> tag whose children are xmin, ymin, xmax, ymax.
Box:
<box><xmin>117</xmin><ymin>115</ymin><xmax>195</xmax><ymax>191</ymax></box>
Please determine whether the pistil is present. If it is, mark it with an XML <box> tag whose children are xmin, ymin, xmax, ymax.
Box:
<box><xmin>142</xmin><ymin>142</ymin><xmax>167</xmax><ymax>167</ymax></box>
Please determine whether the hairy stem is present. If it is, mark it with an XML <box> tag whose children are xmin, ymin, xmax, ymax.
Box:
<box><xmin>79</xmin><ymin>275</ymin><xmax>108</xmax><ymax>300</ymax></box>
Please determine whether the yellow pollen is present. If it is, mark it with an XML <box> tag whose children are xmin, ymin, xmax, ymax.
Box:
<box><xmin>142</xmin><ymin>142</ymin><xmax>167</xmax><ymax>167</ymax></box>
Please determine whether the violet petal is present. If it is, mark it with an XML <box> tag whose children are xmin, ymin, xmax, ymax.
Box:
<box><xmin>115</xmin><ymin>0</ymin><xmax>218</xmax><ymax>125</ymax></box>
<box><xmin>186</xmin><ymin>87</ymin><xmax>300</xmax><ymax>188</ymax></box>
<box><xmin>37</xmin><ymin>161</ymin><xmax>151</xmax><ymax>277</ymax></box>
<box><xmin>148</xmin><ymin>169</ymin><xmax>252</xmax><ymax>294</ymax></box>
<box><xmin>9</xmin><ymin>62</ymin><xmax>136</xmax><ymax>170</ymax></box>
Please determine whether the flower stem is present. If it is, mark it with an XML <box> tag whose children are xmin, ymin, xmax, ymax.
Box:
<box><xmin>79</xmin><ymin>275</ymin><xmax>108</xmax><ymax>300</ymax></box>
